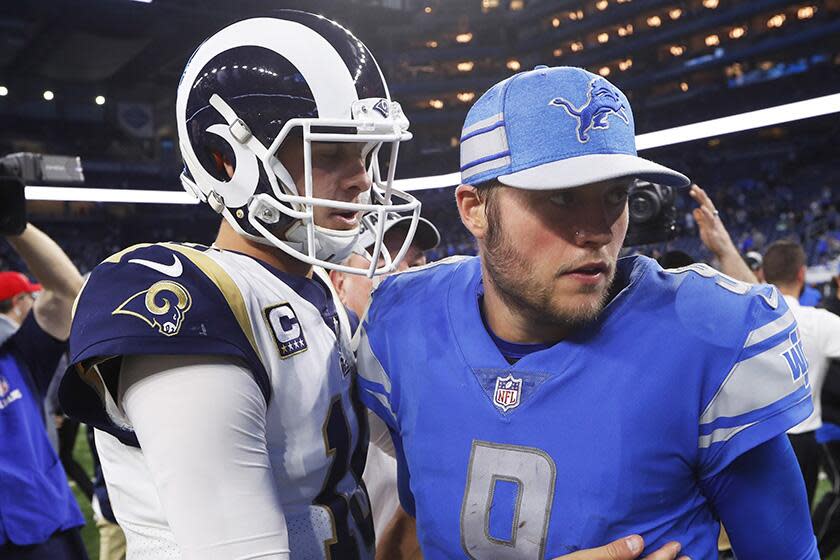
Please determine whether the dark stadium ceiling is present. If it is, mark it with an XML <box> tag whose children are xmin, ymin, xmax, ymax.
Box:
<box><xmin>0</xmin><ymin>0</ymin><xmax>411</xmax><ymax>100</ymax></box>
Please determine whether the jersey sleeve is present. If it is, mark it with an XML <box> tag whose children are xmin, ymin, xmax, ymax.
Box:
<box><xmin>354</xmin><ymin>314</ymin><xmax>399</xmax><ymax>435</ymax></box>
<box><xmin>58</xmin><ymin>243</ymin><xmax>269</xmax><ymax>445</ymax></box>
<box><xmin>697</xmin><ymin>284</ymin><xmax>813</xmax><ymax>478</ymax></box>
<box><xmin>700</xmin><ymin>435</ymin><xmax>818</xmax><ymax>559</ymax></box>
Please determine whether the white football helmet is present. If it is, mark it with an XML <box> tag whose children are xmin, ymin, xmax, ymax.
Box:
<box><xmin>176</xmin><ymin>11</ymin><xmax>420</xmax><ymax>276</ymax></box>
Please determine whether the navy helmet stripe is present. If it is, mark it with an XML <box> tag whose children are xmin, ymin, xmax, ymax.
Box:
<box><xmin>277</xmin><ymin>10</ymin><xmax>388</xmax><ymax>102</ymax></box>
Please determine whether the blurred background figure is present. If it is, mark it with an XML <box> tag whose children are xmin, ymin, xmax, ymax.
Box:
<box><xmin>0</xmin><ymin>223</ymin><xmax>85</xmax><ymax>560</ymax></box>
<box><xmin>86</xmin><ymin>426</ymin><xmax>126</xmax><ymax>560</ymax></box>
<box><xmin>744</xmin><ymin>251</ymin><xmax>764</xmax><ymax>282</ymax></box>
<box><xmin>763</xmin><ymin>240</ymin><xmax>840</xmax><ymax>506</ymax></box>
<box><xmin>330</xmin><ymin>212</ymin><xmax>440</xmax><ymax>553</ymax></box>
<box><xmin>0</xmin><ymin>272</ymin><xmax>41</xmax><ymax>342</ymax></box>
<box><xmin>814</xmin><ymin>273</ymin><xmax>840</xmax><ymax>558</ymax></box>
<box><xmin>332</xmin><ymin>213</ymin><xmax>441</xmax><ymax>322</ymax></box>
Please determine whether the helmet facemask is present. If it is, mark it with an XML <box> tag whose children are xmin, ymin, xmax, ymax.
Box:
<box><xmin>183</xmin><ymin>93</ymin><xmax>421</xmax><ymax>277</ymax></box>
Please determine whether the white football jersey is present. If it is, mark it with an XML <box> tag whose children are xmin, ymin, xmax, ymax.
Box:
<box><xmin>64</xmin><ymin>242</ymin><xmax>373</xmax><ymax>559</ymax></box>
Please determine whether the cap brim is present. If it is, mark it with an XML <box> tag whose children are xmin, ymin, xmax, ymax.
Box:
<box><xmin>497</xmin><ymin>153</ymin><xmax>690</xmax><ymax>190</ymax></box>
<box><xmin>388</xmin><ymin>216</ymin><xmax>441</xmax><ymax>251</ymax></box>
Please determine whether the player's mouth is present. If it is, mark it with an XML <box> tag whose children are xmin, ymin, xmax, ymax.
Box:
<box><xmin>562</xmin><ymin>261</ymin><xmax>609</xmax><ymax>285</ymax></box>
<box><xmin>329</xmin><ymin>210</ymin><xmax>360</xmax><ymax>228</ymax></box>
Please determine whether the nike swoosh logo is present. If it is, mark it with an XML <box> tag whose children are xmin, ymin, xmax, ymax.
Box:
<box><xmin>128</xmin><ymin>255</ymin><xmax>184</xmax><ymax>278</ymax></box>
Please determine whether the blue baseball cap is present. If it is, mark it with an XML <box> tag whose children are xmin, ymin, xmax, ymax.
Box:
<box><xmin>459</xmin><ymin>65</ymin><xmax>690</xmax><ymax>190</ymax></box>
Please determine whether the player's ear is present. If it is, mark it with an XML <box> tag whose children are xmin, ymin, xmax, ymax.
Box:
<box><xmin>329</xmin><ymin>269</ymin><xmax>346</xmax><ymax>298</ymax></box>
<box><xmin>456</xmin><ymin>184</ymin><xmax>488</xmax><ymax>240</ymax></box>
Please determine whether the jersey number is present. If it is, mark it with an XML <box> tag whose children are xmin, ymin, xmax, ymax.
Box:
<box><xmin>315</xmin><ymin>398</ymin><xmax>373</xmax><ymax>560</ymax></box>
<box><xmin>460</xmin><ymin>441</ymin><xmax>556</xmax><ymax>559</ymax></box>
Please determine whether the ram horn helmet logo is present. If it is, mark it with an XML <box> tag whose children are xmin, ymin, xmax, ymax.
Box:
<box><xmin>548</xmin><ymin>77</ymin><xmax>630</xmax><ymax>143</ymax></box>
<box><xmin>113</xmin><ymin>280</ymin><xmax>192</xmax><ymax>336</ymax></box>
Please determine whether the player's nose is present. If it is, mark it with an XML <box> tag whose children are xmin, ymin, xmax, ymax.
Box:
<box><xmin>570</xmin><ymin>202</ymin><xmax>615</xmax><ymax>247</ymax></box>
<box><xmin>338</xmin><ymin>152</ymin><xmax>372</xmax><ymax>196</ymax></box>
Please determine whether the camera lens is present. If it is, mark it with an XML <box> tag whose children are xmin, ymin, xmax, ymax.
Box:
<box><xmin>629</xmin><ymin>190</ymin><xmax>660</xmax><ymax>223</ymax></box>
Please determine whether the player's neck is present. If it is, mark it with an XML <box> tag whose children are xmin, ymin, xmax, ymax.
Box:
<box><xmin>214</xmin><ymin>221</ymin><xmax>313</xmax><ymax>278</ymax></box>
<box><xmin>480</xmin><ymin>271</ymin><xmax>568</xmax><ymax>345</ymax></box>
<box><xmin>775</xmin><ymin>282</ymin><xmax>801</xmax><ymax>299</ymax></box>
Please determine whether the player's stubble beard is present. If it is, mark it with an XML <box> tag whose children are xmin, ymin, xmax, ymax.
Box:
<box><xmin>481</xmin><ymin>197</ymin><xmax>617</xmax><ymax>336</ymax></box>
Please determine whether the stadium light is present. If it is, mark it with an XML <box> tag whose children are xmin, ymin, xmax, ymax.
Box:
<box><xmin>25</xmin><ymin>93</ymin><xmax>840</xmax><ymax>200</ymax></box>
<box><xmin>25</xmin><ymin>187</ymin><xmax>200</xmax><ymax>204</ymax></box>
<box><xmin>635</xmin><ymin>92</ymin><xmax>840</xmax><ymax>150</ymax></box>
<box><xmin>0</xmin><ymin>86</ymin><xmax>7</xmax><ymax>96</ymax></box>
<box><xmin>43</xmin><ymin>90</ymin><xmax>54</xmax><ymax>101</ymax></box>
<box><xmin>767</xmin><ymin>14</ymin><xmax>786</xmax><ymax>28</ymax></box>
<box><xmin>798</xmin><ymin>6</ymin><xmax>816</xmax><ymax>19</ymax></box>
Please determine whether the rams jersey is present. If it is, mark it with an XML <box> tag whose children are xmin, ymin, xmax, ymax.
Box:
<box><xmin>356</xmin><ymin>255</ymin><xmax>812</xmax><ymax>559</ymax></box>
<box><xmin>59</xmin><ymin>242</ymin><xmax>373</xmax><ymax>559</ymax></box>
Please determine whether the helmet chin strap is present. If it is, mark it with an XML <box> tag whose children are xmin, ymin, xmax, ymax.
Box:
<box><xmin>268</xmin><ymin>213</ymin><xmax>360</xmax><ymax>265</ymax></box>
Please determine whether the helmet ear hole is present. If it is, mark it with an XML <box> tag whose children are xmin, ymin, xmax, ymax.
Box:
<box><xmin>200</xmin><ymin>135</ymin><xmax>236</xmax><ymax>182</ymax></box>
<box><xmin>210</xmin><ymin>150</ymin><xmax>235</xmax><ymax>179</ymax></box>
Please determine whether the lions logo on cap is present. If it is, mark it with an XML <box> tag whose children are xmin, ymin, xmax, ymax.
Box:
<box><xmin>548</xmin><ymin>77</ymin><xmax>629</xmax><ymax>143</ymax></box>
<box><xmin>113</xmin><ymin>281</ymin><xmax>192</xmax><ymax>337</ymax></box>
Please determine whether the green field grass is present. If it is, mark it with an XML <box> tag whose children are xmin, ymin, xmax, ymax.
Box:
<box><xmin>69</xmin><ymin>429</ymin><xmax>840</xmax><ymax>560</ymax></box>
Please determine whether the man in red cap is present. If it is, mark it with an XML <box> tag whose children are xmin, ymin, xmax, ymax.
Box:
<box><xmin>0</xmin><ymin>271</ymin><xmax>43</xmax><ymax>341</ymax></box>
<box><xmin>0</xmin><ymin>223</ymin><xmax>86</xmax><ymax>560</ymax></box>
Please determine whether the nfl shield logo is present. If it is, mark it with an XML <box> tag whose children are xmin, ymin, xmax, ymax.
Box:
<box><xmin>493</xmin><ymin>374</ymin><xmax>522</xmax><ymax>412</ymax></box>
<box><xmin>0</xmin><ymin>376</ymin><xmax>9</xmax><ymax>397</ymax></box>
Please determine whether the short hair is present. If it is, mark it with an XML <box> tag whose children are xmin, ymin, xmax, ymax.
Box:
<box><xmin>0</xmin><ymin>298</ymin><xmax>12</xmax><ymax>314</ymax></box>
<box><xmin>762</xmin><ymin>240</ymin><xmax>806</xmax><ymax>286</ymax></box>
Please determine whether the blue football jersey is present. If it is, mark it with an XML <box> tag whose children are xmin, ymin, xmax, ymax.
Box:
<box><xmin>356</xmin><ymin>255</ymin><xmax>812</xmax><ymax>559</ymax></box>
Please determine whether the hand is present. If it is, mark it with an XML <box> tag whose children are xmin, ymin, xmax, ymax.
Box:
<box><xmin>689</xmin><ymin>184</ymin><xmax>736</xmax><ymax>258</ymax></box>
<box><xmin>688</xmin><ymin>184</ymin><xmax>758</xmax><ymax>283</ymax></box>
<box><xmin>552</xmin><ymin>535</ymin><xmax>689</xmax><ymax>560</ymax></box>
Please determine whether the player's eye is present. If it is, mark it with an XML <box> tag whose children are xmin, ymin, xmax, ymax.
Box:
<box><xmin>549</xmin><ymin>192</ymin><xmax>574</xmax><ymax>207</ymax></box>
<box><xmin>605</xmin><ymin>185</ymin><xmax>630</xmax><ymax>206</ymax></box>
<box><xmin>313</xmin><ymin>143</ymin><xmax>341</xmax><ymax>159</ymax></box>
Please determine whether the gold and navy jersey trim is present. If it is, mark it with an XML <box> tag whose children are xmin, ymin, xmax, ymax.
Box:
<box><xmin>161</xmin><ymin>243</ymin><xmax>264</xmax><ymax>366</ymax></box>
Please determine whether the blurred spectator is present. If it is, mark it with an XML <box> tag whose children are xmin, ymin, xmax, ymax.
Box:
<box><xmin>330</xmin><ymin>213</ymin><xmax>439</xmax><ymax>556</ymax></box>
<box><xmin>44</xmin><ymin>346</ymin><xmax>93</xmax><ymax>505</ymax></box>
<box><xmin>86</xmin><ymin>426</ymin><xmax>126</xmax><ymax>560</ymax></box>
<box><xmin>764</xmin><ymin>240</ymin><xmax>840</xmax><ymax>505</ymax></box>
<box><xmin>814</xmin><ymin>274</ymin><xmax>840</xmax><ymax>557</ymax></box>
<box><xmin>801</xmin><ymin>284</ymin><xmax>823</xmax><ymax>307</ymax></box>
<box><xmin>0</xmin><ymin>224</ymin><xmax>86</xmax><ymax>560</ymax></box>
<box><xmin>331</xmin><ymin>215</ymin><xmax>440</xmax><ymax>322</ymax></box>
<box><xmin>744</xmin><ymin>251</ymin><xmax>764</xmax><ymax>282</ymax></box>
